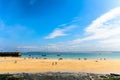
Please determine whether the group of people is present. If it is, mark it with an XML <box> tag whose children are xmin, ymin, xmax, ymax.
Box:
<box><xmin>52</xmin><ymin>62</ymin><xmax>57</xmax><ymax>65</ymax></box>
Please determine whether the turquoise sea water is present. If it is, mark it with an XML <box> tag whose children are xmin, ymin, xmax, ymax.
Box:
<box><xmin>21</xmin><ymin>52</ymin><xmax>120</xmax><ymax>60</ymax></box>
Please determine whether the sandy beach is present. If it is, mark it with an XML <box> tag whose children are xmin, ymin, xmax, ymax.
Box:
<box><xmin>0</xmin><ymin>57</ymin><xmax>120</xmax><ymax>73</ymax></box>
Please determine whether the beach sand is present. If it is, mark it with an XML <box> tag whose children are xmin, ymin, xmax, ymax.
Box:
<box><xmin>0</xmin><ymin>57</ymin><xmax>120</xmax><ymax>73</ymax></box>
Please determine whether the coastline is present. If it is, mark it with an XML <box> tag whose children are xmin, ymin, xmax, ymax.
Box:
<box><xmin>1</xmin><ymin>57</ymin><xmax>120</xmax><ymax>73</ymax></box>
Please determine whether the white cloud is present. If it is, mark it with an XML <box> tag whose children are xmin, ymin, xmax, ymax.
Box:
<box><xmin>17</xmin><ymin>46</ymin><xmax>40</xmax><ymax>49</ymax></box>
<box><xmin>45</xmin><ymin>25</ymin><xmax>76</xmax><ymax>39</ymax></box>
<box><xmin>45</xmin><ymin>28</ymin><xmax>67</xmax><ymax>39</ymax></box>
<box><xmin>100</xmin><ymin>38</ymin><xmax>120</xmax><ymax>44</ymax></box>
<box><xmin>72</xmin><ymin>7</ymin><xmax>120</xmax><ymax>44</ymax></box>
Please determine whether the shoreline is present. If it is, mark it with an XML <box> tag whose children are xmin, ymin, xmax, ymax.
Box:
<box><xmin>1</xmin><ymin>56</ymin><xmax>120</xmax><ymax>60</ymax></box>
<box><xmin>0</xmin><ymin>71</ymin><xmax>119</xmax><ymax>74</ymax></box>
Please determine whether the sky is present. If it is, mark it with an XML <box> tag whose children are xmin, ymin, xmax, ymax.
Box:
<box><xmin>0</xmin><ymin>0</ymin><xmax>120</xmax><ymax>51</ymax></box>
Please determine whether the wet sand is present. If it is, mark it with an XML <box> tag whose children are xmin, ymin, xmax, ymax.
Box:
<box><xmin>0</xmin><ymin>57</ymin><xmax>120</xmax><ymax>73</ymax></box>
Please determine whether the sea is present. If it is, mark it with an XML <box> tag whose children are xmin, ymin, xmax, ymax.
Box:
<box><xmin>21</xmin><ymin>51</ymin><xmax>120</xmax><ymax>60</ymax></box>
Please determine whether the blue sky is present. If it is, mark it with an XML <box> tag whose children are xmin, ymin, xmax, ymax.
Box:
<box><xmin>0</xmin><ymin>0</ymin><xmax>120</xmax><ymax>51</ymax></box>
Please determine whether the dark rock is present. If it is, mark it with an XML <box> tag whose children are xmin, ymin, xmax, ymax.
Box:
<box><xmin>110</xmin><ymin>73</ymin><xmax>120</xmax><ymax>76</ymax></box>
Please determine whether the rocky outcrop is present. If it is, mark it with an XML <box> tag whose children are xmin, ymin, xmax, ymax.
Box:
<box><xmin>0</xmin><ymin>72</ymin><xmax>120</xmax><ymax>80</ymax></box>
<box><xmin>0</xmin><ymin>52</ymin><xmax>21</xmax><ymax>57</ymax></box>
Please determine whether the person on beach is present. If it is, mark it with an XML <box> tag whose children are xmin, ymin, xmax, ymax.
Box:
<box><xmin>14</xmin><ymin>60</ymin><xmax>17</xmax><ymax>64</ymax></box>
<box><xmin>95</xmin><ymin>60</ymin><xmax>98</xmax><ymax>62</ymax></box>
<box><xmin>52</xmin><ymin>62</ymin><xmax>54</xmax><ymax>65</ymax></box>
<box><xmin>55</xmin><ymin>62</ymin><xmax>57</xmax><ymax>65</ymax></box>
<box><xmin>52</xmin><ymin>62</ymin><xmax>57</xmax><ymax>65</ymax></box>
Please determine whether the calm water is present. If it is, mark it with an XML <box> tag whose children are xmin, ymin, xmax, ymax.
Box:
<box><xmin>21</xmin><ymin>52</ymin><xmax>120</xmax><ymax>59</ymax></box>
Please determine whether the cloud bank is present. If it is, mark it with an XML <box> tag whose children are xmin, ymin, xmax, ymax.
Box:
<box><xmin>72</xmin><ymin>7</ymin><xmax>120</xmax><ymax>44</ymax></box>
<box><xmin>45</xmin><ymin>7</ymin><xmax>120</xmax><ymax>51</ymax></box>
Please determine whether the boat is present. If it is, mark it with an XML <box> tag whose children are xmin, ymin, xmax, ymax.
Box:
<box><xmin>41</xmin><ymin>54</ymin><xmax>47</xmax><ymax>56</ymax></box>
<box><xmin>57</xmin><ymin>54</ymin><xmax>61</xmax><ymax>56</ymax></box>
